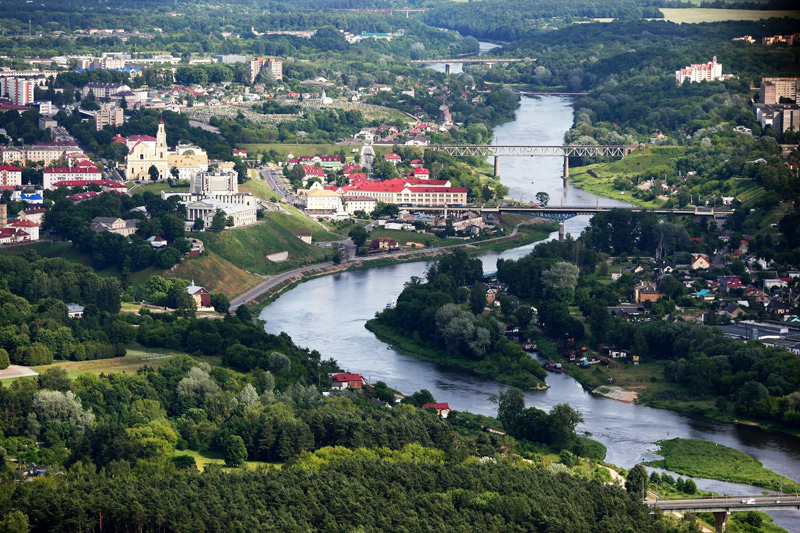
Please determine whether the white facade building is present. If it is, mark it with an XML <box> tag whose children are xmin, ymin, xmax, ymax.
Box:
<box><xmin>675</xmin><ymin>56</ymin><xmax>732</xmax><ymax>84</ymax></box>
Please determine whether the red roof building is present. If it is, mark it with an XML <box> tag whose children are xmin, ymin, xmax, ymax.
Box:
<box><xmin>328</xmin><ymin>373</ymin><xmax>366</xmax><ymax>390</ymax></box>
<box><xmin>422</xmin><ymin>403</ymin><xmax>451</xmax><ymax>418</ymax></box>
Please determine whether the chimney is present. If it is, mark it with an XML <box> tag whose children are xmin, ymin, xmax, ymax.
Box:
<box><xmin>0</xmin><ymin>196</ymin><xmax>7</xmax><ymax>229</ymax></box>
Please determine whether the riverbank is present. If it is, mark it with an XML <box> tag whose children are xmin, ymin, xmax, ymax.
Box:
<box><xmin>365</xmin><ymin>320</ymin><xmax>547</xmax><ymax>390</ymax></box>
<box><xmin>242</xmin><ymin>220</ymin><xmax>557</xmax><ymax>314</ymax></box>
<box><xmin>647</xmin><ymin>438</ymin><xmax>798</xmax><ymax>494</ymax></box>
<box><xmin>532</xmin><ymin>331</ymin><xmax>800</xmax><ymax>439</ymax></box>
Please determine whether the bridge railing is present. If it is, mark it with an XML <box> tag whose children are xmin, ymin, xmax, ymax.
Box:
<box><xmin>428</xmin><ymin>144</ymin><xmax>636</xmax><ymax>157</ymax></box>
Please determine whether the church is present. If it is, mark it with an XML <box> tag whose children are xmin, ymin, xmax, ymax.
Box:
<box><xmin>124</xmin><ymin>118</ymin><xmax>169</xmax><ymax>180</ymax></box>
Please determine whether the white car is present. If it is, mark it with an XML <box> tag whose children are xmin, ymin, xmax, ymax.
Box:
<box><xmin>741</xmin><ymin>499</ymin><xmax>756</xmax><ymax>504</ymax></box>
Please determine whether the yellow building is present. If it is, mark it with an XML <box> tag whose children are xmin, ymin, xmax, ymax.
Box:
<box><xmin>125</xmin><ymin>119</ymin><xmax>169</xmax><ymax>180</ymax></box>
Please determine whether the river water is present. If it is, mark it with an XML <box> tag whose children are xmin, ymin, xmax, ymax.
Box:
<box><xmin>261</xmin><ymin>95</ymin><xmax>800</xmax><ymax>529</ymax></box>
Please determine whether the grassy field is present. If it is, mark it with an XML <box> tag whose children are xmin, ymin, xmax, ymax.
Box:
<box><xmin>172</xmin><ymin>449</ymin><xmax>278</xmax><ymax>472</ymax></box>
<box><xmin>569</xmin><ymin>147</ymin><xmax>687</xmax><ymax>208</ymax></box>
<box><xmin>31</xmin><ymin>353</ymin><xmax>175</xmax><ymax>382</ymax></box>
<box><xmin>647</xmin><ymin>438</ymin><xmax>798</xmax><ymax>493</ymax></box>
<box><xmin>166</xmin><ymin>250</ymin><xmax>262</xmax><ymax>297</ymax></box>
<box><xmin>198</xmin><ymin>220</ymin><xmax>333</xmax><ymax>275</ymax></box>
<box><xmin>659</xmin><ymin>8</ymin><xmax>800</xmax><ymax>23</ymax></box>
<box><xmin>267</xmin><ymin>207</ymin><xmax>344</xmax><ymax>241</ymax></box>
<box><xmin>240</xmin><ymin>172</ymin><xmax>281</xmax><ymax>202</ymax></box>
<box><xmin>239</xmin><ymin>144</ymin><xmax>350</xmax><ymax>159</ymax></box>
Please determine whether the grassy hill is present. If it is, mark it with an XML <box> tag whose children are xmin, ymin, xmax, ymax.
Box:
<box><xmin>569</xmin><ymin>147</ymin><xmax>686</xmax><ymax>208</ymax></box>
<box><xmin>166</xmin><ymin>250</ymin><xmax>261</xmax><ymax>296</ymax></box>
<box><xmin>197</xmin><ymin>220</ymin><xmax>333</xmax><ymax>275</ymax></box>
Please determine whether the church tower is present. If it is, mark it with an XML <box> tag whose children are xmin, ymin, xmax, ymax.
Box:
<box><xmin>156</xmin><ymin>116</ymin><xmax>167</xmax><ymax>158</ymax></box>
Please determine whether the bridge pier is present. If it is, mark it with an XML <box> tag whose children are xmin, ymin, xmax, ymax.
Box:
<box><xmin>562</xmin><ymin>155</ymin><xmax>569</xmax><ymax>186</ymax></box>
<box><xmin>493</xmin><ymin>156</ymin><xmax>499</xmax><ymax>177</ymax></box>
<box><xmin>444</xmin><ymin>63</ymin><xmax>452</xmax><ymax>75</ymax></box>
<box><xmin>558</xmin><ymin>222</ymin><xmax>565</xmax><ymax>242</ymax></box>
<box><xmin>713</xmin><ymin>511</ymin><xmax>730</xmax><ymax>533</ymax></box>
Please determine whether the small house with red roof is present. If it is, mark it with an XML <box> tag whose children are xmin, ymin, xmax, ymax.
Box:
<box><xmin>412</xmin><ymin>167</ymin><xmax>430</xmax><ymax>178</ymax></box>
<box><xmin>0</xmin><ymin>227</ymin><xmax>30</xmax><ymax>244</ymax></box>
<box><xmin>384</xmin><ymin>153</ymin><xmax>401</xmax><ymax>165</ymax></box>
<box><xmin>328</xmin><ymin>373</ymin><xmax>366</xmax><ymax>390</ymax></box>
<box><xmin>8</xmin><ymin>218</ymin><xmax>39</xmax><ymax>241</ymax></box>
<box><xmin>233</xmin><ymin>149</ymin><xmax>247</xmax><ymax>158</ymax></box>
<box><xmin>302</xmin><ymin>165</ymin><xmax>325</xmax><ymax>178</ymax></box>
<box><xmin>422</xmin><ymin>403</ymin><xmax>450</xmax><ymax>418</ymax></box>
<box><xmin>409</xmin><ymin>159</ymin><xmax>424</xmax><ymax>168</ymax></box>
<box><xmin>186</xmin><ymin>280</ymin><xmax>211</xmax><ymax>308</ymax></box>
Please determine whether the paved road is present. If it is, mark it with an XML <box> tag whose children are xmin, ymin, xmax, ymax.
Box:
<box><xmin>650</xmin><ymin>495</ymin><xmax>799</xmax><ymax>512</ymax></box>
<box><xmin>261</xmin><ymin>166</ymin><xmax>300</xmax><ymax>204</ymax></box>
<box><xmin>230</xmin><ymin>262</ymin><xmax>334</xmax><ymax>309</ymax></box>
<box><xmin>229</xmin><ymin>220</ymin><xmax>529</xmax><ymax>309</ymax></box>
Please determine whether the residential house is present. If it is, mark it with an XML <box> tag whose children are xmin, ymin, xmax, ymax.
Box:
<box><xmin>328</xmin><ymin>373</ymin><xmax>366</xmax><ymax>390</ymax></box>
<box><xmin>720</xmin><ymin>303</ymin><xmax>745</xmax><ymax>319</ymax></box>
<box><xmin>422</xmin><ymin>402</ymin><xmax>450</xmax><ymax>418</ymax></box>
<box><xmin>18</xmin><ymin>207</ymin><xmax>46</xmax><ymax>225</ymax></box>
<box><xmin>603</xmin><ymin>347</ymin><xmax>631</xmax><ymax>359</ymax></box>
<box><xmin>67</xmin><ymin>304</ymin><xmax>84</xmax><ymax>319</ymax></box>
<box><xmin>634</xmin><ymin>282</ymin><xmax>661</xmax><ymax>303</ymax></box>
<box><xmin>89</xmin><ymin>216</ymin><xmax>138</xmax><ymax>236</ymax></box>
<box><xmin>369</xmin><ymin>237</ymin><xmax>399</xmax><ymax>253</ymax></box>
<box><xmin>146</xmin><ymin>236</ymin><xmax>168</xmax><ymax>248</ymax></box>
<box><xmin>607</xmin><ymin>305</ymin><xmax>648</xmax><ymax>321</ymax></box>
<box><xmin>694</xmin><ymin>289</ymin><xmax>715</xmax><ymax>301</ymax></box>
<box><xmin>718</xmin><ymin>276</ymin><xmax>745</xmax><ymax>292</ymax></box>
<box><xmin>186</xmin><ymin>281</ymin><xmax>211</xmax><ymax>308</ymax></box>
<box><xmin>384</xmin><ymin>153</ymin><xmax>401</xmax><ymax>165</ymax></box>
<box><xmin>765</xmin><ymin>299</ymin><xmax>791</xmax><ymax>315</ymax></box>
<box><xmin>8</xmin><ymin>218</ymin><xmax>39</xmax><ymax>241</ymax></box>
<box><xmin>0</xmin><ymin>165</ymin><xmax>22</xmax><ymax>187</ymax></box>
<box><xmin>691</xmin><ymin>254</ymin><xmax>711</xmax><ymax>270</ymax></box>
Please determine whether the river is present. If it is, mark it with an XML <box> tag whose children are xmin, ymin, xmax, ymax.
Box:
<box><xmin>261</xmin><ymin>95</ymin><xmax>800</xmax><ymax>530</ymax></box>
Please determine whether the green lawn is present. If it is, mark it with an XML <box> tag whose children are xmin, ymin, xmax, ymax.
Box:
<box><xmin>268</xmin><ymin>208</ymin><xmax>344</xmax><ymax>241</ymax></box>
<box><xmin>569</xmin><ymin>147</ymin><xmax>686</xmax><ymax>208</ymax></box>
<box><xmin>167</xmin><ymin>250</ymin><xmax>262</xmax><ymax>297</ymax></box>
<box><xmin>241</xmin><ymin>172</ymin><xmax>280</xmax><ymax>201</ymax></box>
<box><xmin>172</xmin><ymin>449</ymin><xmax>279</xmax><ymax>472</ymax></box>
<box><xmin>198</xmin><ymin>220</ymin><xmax>333</xmax><ymax>275</ymax></box>
<box><xmin>646</xmin><ymin>438</ymin><xmax>798</xmax><ymax>493</ymax></box>
<box><xmin>239</xmin><ymin>143</ymin><xmax>347</xmax><ymax>159</ymax></box>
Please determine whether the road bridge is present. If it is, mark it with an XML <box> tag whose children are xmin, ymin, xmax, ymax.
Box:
<box><xmin>427</xmin><ymin>144</ymin><xmax>637</xmax><ymax>182</ymax></box>
<box><xmin>649</xmin><ymin>495</ymin><xmax>799</xmax><ymax>532</ymax></box>
<box><xmin>413</xmin><ymin>205</ymin><xmax>729</xmax><ymax>222</ymax></box>
<box><xmin>411</xmin><ymin>57</ymin><xmax>529</xmax><ymax>74</ymax></box>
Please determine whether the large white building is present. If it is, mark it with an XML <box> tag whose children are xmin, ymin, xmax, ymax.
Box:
<box><xmin>82</xmin><ymin>83</ymin><xmax>131</xmax><ymax>99</ymax></box>
<box><xmin>185</xmin><ymin>198</ymin><xmax>257</xmax><ymax>228</ymax></box>
<box><xmin>675</xmin><ymin>56</ymin><xmax>733</xmax><ymax>85</ymax></box>
<box><xmin>43</xmin><ymin>167</ymin><xmax>103</xmax><ymax>189</ymax></box>
<box><xmin>0</xmin><ymin>77</ymin><xmax>34</xmax><ymax>105</ymax></box>
<box><xmin>247</xmin><ymin>57</ymin><xmax>283</xmax><ymax>83</ymax></box>
<box><xmin>305</xmin><ymin>189</ymin><xmax>343</xmax><ymax>217</ymax></box>
<box><xmin>0</xmin><ymin>165</ymin><xmax>22</xmax><ymax>187</ymax></box>
<box><xmin>190</xmin><ymin>169</ymin><xmax>238</xmax><ymax>195</ymax></box>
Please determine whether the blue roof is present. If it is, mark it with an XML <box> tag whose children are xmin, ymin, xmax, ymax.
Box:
<box><xmin>21</xmin><ymin>193</ymin><xmax>43</xmax><ymax>201</ymax></box>
<box><xmin>694</xmin><ymin>289</ymin><xmax>711</xmax><ymax>296</ymax></box>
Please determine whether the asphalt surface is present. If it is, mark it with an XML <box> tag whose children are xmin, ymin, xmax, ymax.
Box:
<box><xmin>230</xmin><ymin>262</ymin><xmax>334</xmax><ymax>309</ymax></box>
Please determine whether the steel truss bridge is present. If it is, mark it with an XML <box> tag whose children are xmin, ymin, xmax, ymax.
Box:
<box><xmin>428</xmin><ymin>144</ymin><xmax>635</xmax><ymax>158</ymax></box>
<box><xmin>414</xmin><ymin>205</ymin><xmax>729</xmax><ymax>223</ymax></box>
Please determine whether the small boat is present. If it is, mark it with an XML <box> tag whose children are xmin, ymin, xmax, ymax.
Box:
<box><xmin>521</xmin><ymin>341</ymin><xmax>538</xmax><ymax>352</ymax></box>
<box><xmin>542</xmin><ymin>362</ymin><xmax>564</xmax><ymax>373</ymax></box>
<box><xmin>385</xmin><ymin>299</ymin><xmax>397</xmax><ymax>309</ymax></box>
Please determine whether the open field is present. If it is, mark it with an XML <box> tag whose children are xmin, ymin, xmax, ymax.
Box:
<box><xmin>173</xmin><ymin>449</ymin><xmax>278</xmax><ymax>472</ymax></box>
<box><xmin>31</xmin><ymin>353</ymin><xmax>175</xmax><ymax>382</ymax></box>
<box><xmin>198</xmin><ymin>220</ymin><xmax>333</xmax><ymax>275</ymax></box>
<box><xmin>647</xmin><ymin>438</ymin><xmax>798</xmax><ymax>492</ymax></box>
<box><xmin>166</xmin><ymin>251</ymin><xmax>262</xmax><ymax>296</ymax></box>
<box><xmin>569</xmin><ymin>147</ymin><xmax>686</xmax><ymax>208</ymax></box>
<box><xmin>267</xmin><ymin>207</ymin><xmax>344</xmax><ymax>241</ymax></box>
<box><xmin>659</xmin><ymin>8</ymin><xmax>800</xmax><ymax>23</ymax></box>
<box><xmin>239</xmin><ymin>143</ymin><xmax>349</xmax><ymax>159</ymax></box>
